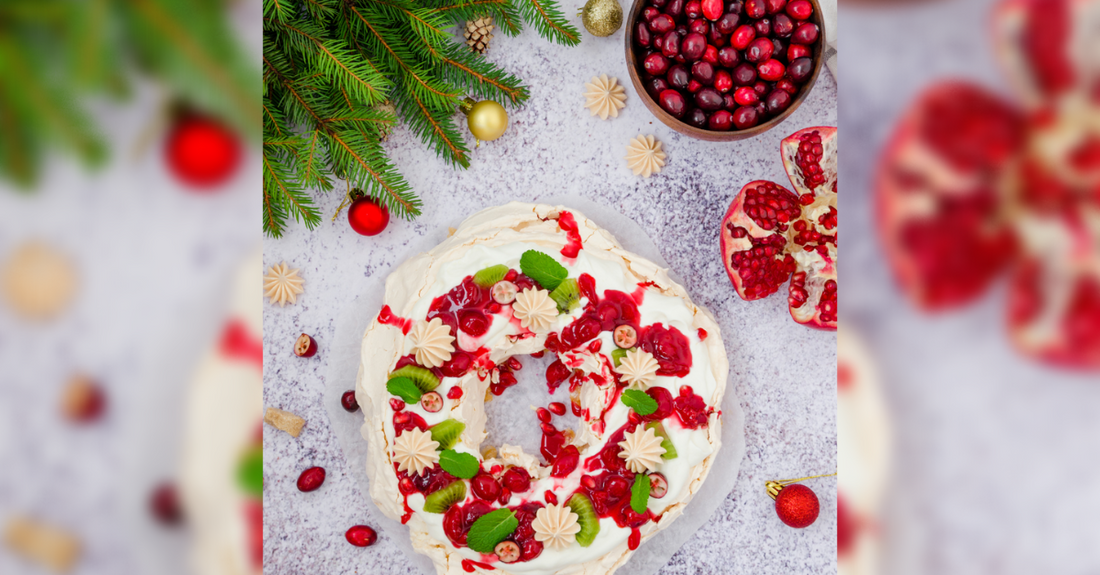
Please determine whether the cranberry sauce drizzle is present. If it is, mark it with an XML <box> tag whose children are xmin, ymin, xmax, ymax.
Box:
<box><xmin>447</xmin><ymin>501</ymin><xmax>545</xmax><ymax>563</ymax></box>
<box><xmin>638</xmin><ymin>323</ymin><xmax>693</xmax><ymax>377</ymax></box>
<box><xmin>393</xmin><ymin>410</ymin><xmax>428</xmax><ymax>435</ymax></box>
<box><xmin>378</xmin><ymin>305</ymin><xmax>413</xmax><ymax>335</ymax></box>
<box><xmin>557</xmin><ymin>211</ymin><xmax>584</xmax><ymax>258</ymax></box>
<box><xmin>219</xmin><ymin>319</ymin><xmax>263</xmax><ymax>369</ymax></box>
<box><xmin>571</xmin><ymin>423</ymin><xmax>656</xmax><ymax>530</ymax></box>
<box><xmin>673</xmin><ymin>385</ymin><xmax>713</xmax><ymax>429</ymax></box>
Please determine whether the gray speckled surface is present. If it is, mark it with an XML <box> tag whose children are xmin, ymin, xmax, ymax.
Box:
<box><xmin>262</xmin><ymin>13</ymin><xmax>837</xmax><ymax>575</ymax></box>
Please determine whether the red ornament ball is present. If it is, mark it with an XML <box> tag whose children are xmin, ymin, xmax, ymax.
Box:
<box><xmin>775</xmin><ymin>483</ymin><xmax>819</xmax><ymax>528</ymax></box>
<box><xmin>348</xmin><ymin>197</ymin><xmax>389</xmax><ymax>236</ymax></box>
<box><xmin>165</xmin><ymin>114</ymin><xmax>241</xmax><ymax>188</ymax></box>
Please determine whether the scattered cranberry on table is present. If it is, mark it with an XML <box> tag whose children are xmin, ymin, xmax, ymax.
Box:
<box><xmin>150</xmin><ymin>482</ymin><xmax>184</xmax><ymax>526</ymax></box>
<box><xmin>341</xmin><ymin>390</ymin><xmax>360</xmax><ymax>412</ymax></box>
<box><xmin>293</xmin><ymin>333</ymin><xmax>317</xmax><ymax>357</ymax></box>
<box><xmin>635</xmin><ymin>0</ymin><xmax>820</xmax><ymax>131</ymax></box>
<box><xmin>297</xmin><ymin>466</ymin><xmax>327</xmax><ymax>492</ymax></box>
<box><xmin>346</xmin><ymin>524</ymin><xmax>378</xmax><ymax>547</ymax></box>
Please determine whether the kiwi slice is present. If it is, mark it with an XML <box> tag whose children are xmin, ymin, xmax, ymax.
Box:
<box><xmin>389</xmin><ymin>365</ymin><xmax>440</xmax><ymax>393</ymax></box>
<box><xmin>472</xmin><ymin>264</ymin><xmax>509</xmax><ymax>288</ymax></box>
<box><xmin>611</xmin><ymin>347</ymin><xmax>628</xmax><ymax>367</ymax></box>
<box><xmin>567</xmin><ymin>493</ymin><xmax>600</xmax><ymax>547</ymax></box>
<box><xmin>423</xmin><ymin>480</ymin><xmax>467</xmax><ymax>513</ymax></box>
<box><xmin>645</xmin><ymin>421</ymin><xmax>678</xmax><ymax>460</ymax></box>
<box><xmin>549</xmin><ymin>278</ymin><xmax>580</xmax><ymax>313</ymax></box>
<box><xmin>429</xmin><ymin>419</ymin><xmax>465</xmax><ymax>450</ymax></box>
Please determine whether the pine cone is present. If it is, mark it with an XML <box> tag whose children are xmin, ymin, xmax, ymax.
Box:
<box><xmin>463</xmin><ymin>16</ymin><xmax>494</xmax><ymax>54</ymax></box>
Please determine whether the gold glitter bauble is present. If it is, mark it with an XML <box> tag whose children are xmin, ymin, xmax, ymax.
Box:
<box><xmin>460</xmin><ymin>98</ymin><xmax>508</xmax><ymax>143</ymax></box>
<box><xmin>581</xmin><ymin>0</ymin><xmax>623</xmax><ymax>37</ymax></box>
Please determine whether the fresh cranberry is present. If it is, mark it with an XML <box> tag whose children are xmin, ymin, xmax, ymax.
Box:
<box><xmin>765</xmin><ymin>89</ymin><xmax>793</xmax><ymax>114</ymax></box>
<box><xmin>715</xmin><ymin>12</ymin><xmax>740</xmax><ymax>34</ymax></box>
<box><xmin>776</xmin><ymin>77</ymin><xmax>798</xmax><ymax>93</ymax></box>
<box><xmin>745</xmin><ymin>37</ymin><xmax>774</xmax><ymax>63</ymax></box>
<box><xmin>732</xmin><ymin>105</ymin><xmax>759</xmax><ymax>129</ymax></box>
<box><xmin>668</xmin><ymin>64</ymin><xmax>691</xmax><ymax>90</ymax></box>
<box><xmin>636</xmin><ymin>22</ymin><xmax>652</xmax><ymax>47</ymax></box>
<box><xmin>788</xmin><ymin>57</ymin><xmax>813</xmax><ymax>83</ymax></box>
<box><xmin>734</xmin><ymin>86</ymin><xmax>759</xmax><ymax>106</ymax></box>
<box><xmin>687</xmin><ymin>108</ymin><xmax>708</xmax><ymax>128</ymax></box>
<box><xmin>753</xmin><ymin>17</ymin><xmax>771</xmax><ymax>36</ymax></box>
<box><xmin>702</xmin><ymin>44</ymin><xmax>719</xmax><ymax>64</ymax></box>
<box><xmin>658</xmin><ymin>88</ymin><xmax>688</xmax><ymax>118</ymax></box>
<box><xmin>728</xmin><ymin>0</ymin><xmax>744</xmax><ymax>13</ymax></box>
<box><xmin>746</xmin><ymin>0</ymin><xmax>766</xmax><ymax>17</ymax></box>
<box><xmin>458</xmin><ymin>309</ymin><xmax>489</xmax><ymax>336</ymax></box>
<box><xmin>661</xmin><ymin>30</ymin><xmax>681</xmax><ymax>57</ymax></box>
<box><xmin>707</xmin><ymin>24</ymin><xmax>727</xmax><ymax>47</ymax></box>
<box><xmin>521</xmin><ymin>539</ymin><xmax>543</xmax><ymax>561</ymax></box>
<box><xmin>652</xmin><ymin>0</ymin><xmax>667</xmax><ymax>6</ymax></box>
<box><xmin>502</xmin><ymin>467</ymin><xmax>531</xmax><ymax>493</ymax></box>
<box><xmin>701</xmin><ymin>0</ymin><xmax>723</xmax><ymax>20</ymax></box>
<box><xmin>751</xmin><ymin>81</ymin><xmax>767</xmax><ymax>96</ymax></box>
<box><xmin>691</xmin><ymin>60</ymin><xmax>715</xmax><ymax>85</ymax></box>
<box><xmin>551</xmin><ymin>445</ymin><xmax>580</xmax><ymax>477</ymax></box>
<box><xmin>682</xmin><ymin>32</ymin><xmax>707</xmax><ymax>60</ymax></box>
<box><xmin>646</xmin><ymin>77</ymin><xmax>670</xmax><ymax>99</ymax></box>
<box><xmin>787</xmin><ymin>43</ymin><xmax>810</xmax><ymax>61</ymax></box>
<box><xmin>341</xmin><ymin>390</ymin><xmax>359</xmax><ymax>412</ymax></box>
<box><xmin>717</xmin><ymin>46</ymin><xmax>741</xmax><ymax>68</ymax></box>
<box><xmin>724</xmin><ymin>93</ymin><xmax>737</xmax><ymax>109</ymax></box>
<box><xmin>785</xmin><ymin>0</ymin><xmax>812</xmax><ymax>20</ymax></box>
<box><xmin>713</xmin><ymin>70</ymin><xmax>733</xmax><ymax>93</ymax></box>
<box><xmin>684</xmin><ymin>0</ymin><xmax>702</xmax><ymax>18</ymax></box>
<box><xmin>687</xmin><ymin>79</ymin><xmax>702</xmax><ymax>92</ymax></box>
<box><xmin>393</xmin><ymin>410</ymin><xmax>428</xmax><ymax>435</ymax></box>
<box><xmin>791</xmin><ymin>22</ymin><xmax>819</xmax><ymax>44</ymax></box>
<box><xmin>772</xmin><ymin>37</ymin><xmax>786</xmax><ymax>57</ymax></box>
<box><xmin>754</xmin><ymin>100</ymin><xmax>768</xmax><ymax>118</ymax></box>
<box><xmin>649</xmin><ymin>14</ymin><xmax>675</xmax><ymax>33</ymax></box>
<box><xmin>695</xmin><ymin>88</ymin><xmax>724</xmax><ymax>111</ymax></box>
<box><xmin>731</xmin><ymin>24</ymin><xmax>755</xmax><ymax>50</ymax></box>
<box><xmin>471</xmin><ymin>474</ymin><xmax>502</xmax><ymax>501</ymax></box>
<box><xmin>297</xmin><ymin>466</ymin><xmax>326</xmax><ymax>492</ymax></box>
<box><xmin>666</xmin><ymin>0</ymin><xmax>685</xmax><ymax>17</ymax></box>
<box><xmin>346</xmin><ymin>525</ymin><xmax>377</xmax><ymax>547</ymax></box>
<box><xmin>708</xmin><ymin>109</ymin><xmax>733</xmax><ymax>130</ymax></box>
<box><xmin>757</xmin><ymin>58</ymin><xmax>786</xmax><ymax>81</ymax></box>
<box><xmin>765</xmin><ymin>0</ymin><xmax>787</xmax><ymax>14</ymax></box>
<box><xmin>643</xmin><ymin>6</ymin><xmax>661</xmax><ymax>20</ymax></box>
<box><xmin>150</xmin><ymin>482</ymin><xmax>183</xmax><ymax>525</ymax></box>
<box><xmin>643</xmin><ymin>52</ymin><xmax>670</xmax><ymax>76</ymax></box>
<box><xmin>773</xmin><ymin>13</ymin><xmax>794</xmax><ymax>37</ymax></box>
<box><xmin>439</xmin><ymin>352</ymin><xmax>472</xmax><ymax>378</ymax></box>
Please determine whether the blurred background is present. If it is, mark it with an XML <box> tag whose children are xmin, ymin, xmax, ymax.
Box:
<box><xmin>843</xmin><ymin>0</ymin><xmax>1100</xmax><ymax>573</ymax></box>
<box><xmin>0</xmin><ymin>0</ymin><xmax>259</xmax><ymax>574</ymax></box>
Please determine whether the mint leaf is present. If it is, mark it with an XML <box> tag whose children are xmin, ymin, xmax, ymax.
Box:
<box><xmin>466</xmin><ymin>508</ymin><xmax>518</xmax><ymax>553</ymax></box>
<box><xmin>631</xmin><ymin>474</ymin><xmax>650</xmax><ymax>514</ymax></box>
<box><xmin>387</xmin><ymin>377</ymin><xmax>422</xmax><ymax>404</ymax></box>
<box><xmin>621</xmin><ymin>389</ymin><xmax>657</xmax><ymax>416</ymax></box>
<box><xmin>237</xmin><ymin>446</ymin><xmax>263</xmax><ymax>497</ymax></box>
<box><xmin>438</xmin><ymin>449</ymin><xmax>480</xmax><ymax>479</ymax></box>
<box><xmin>520</xmin><ymin>250</ymin><xmax>568</xmax><ymax>291</ymax></box>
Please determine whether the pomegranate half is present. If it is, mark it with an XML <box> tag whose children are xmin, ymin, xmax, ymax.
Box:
<box><xmin>720</xmin><ymin>126</ymin><xmax>837</xmax><ymax>330</ymax></box>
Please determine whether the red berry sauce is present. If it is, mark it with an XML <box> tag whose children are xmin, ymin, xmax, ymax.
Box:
<box><xmin>377</xmin><ymin>305</ymin><xmax>412</xmax><ymax>335</ymax></box>
<box><xmin>557</xmin><ymin>211</ymin><xmax>584</xmax><ymax>259</ymax></box>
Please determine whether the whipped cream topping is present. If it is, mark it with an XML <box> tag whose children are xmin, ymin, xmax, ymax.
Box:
<box><xmin>617</xmin><ymin>426</ymin><xmax>667</xmax><ymax>473</ymax></box>
<box><xmin>532</xmin><ymin>503</ymin><xmax>582</xmax><ymax>551</ymax></box>
<box><xmin>615</xmin><ymin>348</ymin><xmax>660</xmax><ymax>388</ymax></box>
<box><xmin>408</xmin><ymin>317</ymin><xmax>455</xmax><ymax>368</ymax></box>
<box><xmin>393</xmin><ymin>427</ymin><xmax>440</xmax><ymax>476</ymax></box>
<box><xmin>512</xmin><ymin>287</ymin><xmax>557</xmax><ymax>331</ymax></box>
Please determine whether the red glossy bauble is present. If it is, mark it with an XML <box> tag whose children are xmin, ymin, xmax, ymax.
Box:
<box><xmin>348</xmin><ymin>197</ymin><xmax>389</xmax><ymax>236</ymax></box>
<box><xmin>165</xmin><ymin>114</ymin><xmax>241</xmax><ymax>188</ymax></box>
<box><xmin>775</xmin><ymin>483</ymin><xmax>819</xmax><ymax>528</ymax></box>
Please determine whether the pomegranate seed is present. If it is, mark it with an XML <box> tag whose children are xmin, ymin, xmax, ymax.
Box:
<box><xmin>447</xmin><ymin>386</ymin><xmax>463</xmax><ymax>399</ymax></box>
<box><xmin>389</xmin><ymin>398</ymin><xmax>405</xmax><ymax>412</ymax></box>
<box><xmin>297</xmin><ymin>466</ymin><xmax>326</xmax><ymax>492</ymax></box>
<box><xmin>342</xmin><ymin>390</ymin><xmax>360</xmax><ymax>412</ymax></box>
<box><xmin>150</xmin><ymin>482</ymin><xmax>183</xmax><ymax>525</ymax></box>
<box><xmin>346</xmin><ymin>525</ymin><xmax>377</xmax><ymax>547</ymax></box>
<box><xmin>536</xmin><ymin>407</ymin><xmax>552</xmax><ymax>423</ymax></box>
<box><xmin>548</xmin><ymin>402</ymin><xmax>566</xmax><ymax>416</ymax></box>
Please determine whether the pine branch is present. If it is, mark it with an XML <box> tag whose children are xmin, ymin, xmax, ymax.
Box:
<box><xmin>326</xmin><ymin>129</ymin><xmax>421</xmax><ymax>218</ymax></box>
<box><xmin>420</xmin><ymin>40</ymin><xmax>528</xmax><ymax>106</ymax></box>
<box><xmin>429</xmin><ymin>0</ymin><xmax>523</xmax><ymax>35</ymax></box>
<box><xmin>516</xmin><ymin>0</ymin><xmax>581</xmax><ymax>46</ymax></box>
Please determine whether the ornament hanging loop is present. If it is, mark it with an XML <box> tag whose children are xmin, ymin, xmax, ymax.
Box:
<box><xmin>458</xmin><ymin>97</ymin><xmax>481</xmax><ymax>148</ymax></box>
<box><xmin>765</xmin><ymin>472</ymin><xmax>837</xmax><ymax>501</ymax></box>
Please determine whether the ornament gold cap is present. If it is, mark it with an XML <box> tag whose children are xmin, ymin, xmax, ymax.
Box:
<box><xmin>459</xmin><ymin>97</ymin><xmax>477</xmax><ymax>116</ymax></box>
<box><xmin>764</xmin><ymin>472</ymin><xmax>837</xmax><ymax>501</ymax></box>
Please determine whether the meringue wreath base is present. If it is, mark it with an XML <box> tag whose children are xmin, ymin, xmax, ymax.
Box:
<box><xmin>355</xmin><ymin>203</ymin><xmax>732</xmax><ymax>575</ymax></box>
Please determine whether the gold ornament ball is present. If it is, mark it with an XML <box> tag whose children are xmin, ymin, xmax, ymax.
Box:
<box><xmin>581</xmin><ymin>0</ymin><xmax>623</xmax><ymax>37</ymax></box>
<box><xmin>464</xmin><ymin>99</ymin><xmax>508</xmax><ymax>142</ymax></box>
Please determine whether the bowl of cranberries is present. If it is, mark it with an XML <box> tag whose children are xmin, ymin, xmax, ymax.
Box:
<box><xmin>626</xmin><ymin>0</ymin><xmax>825</xmax><ymax>140</ymax></box>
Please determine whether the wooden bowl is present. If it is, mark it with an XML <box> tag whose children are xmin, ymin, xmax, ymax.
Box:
<box><xmin>624</xmin><ymin>0</ymin><xmax>827</xmax><ymax>141</ymax></box>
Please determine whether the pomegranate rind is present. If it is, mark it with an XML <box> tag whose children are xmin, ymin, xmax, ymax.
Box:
<box><xmin>720</xmin><ymin>180</ymin><xmax>798</xmax><ymax>302</ymax></box>
<box><xmin>780</xmin><ymin>126</ymin><xmax>838</xmax><ymax>199</ymax></box>
<box><xmin>1007</xmin><ymin>258</ymin><xmax>1100</xmax><ymax>369</ymax></box>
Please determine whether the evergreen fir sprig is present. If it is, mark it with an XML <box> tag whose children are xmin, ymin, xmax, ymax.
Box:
<box><xmin>263</xmin><ymin>0</ymin><xmax>577</xmax><ymax>237</ymax></box>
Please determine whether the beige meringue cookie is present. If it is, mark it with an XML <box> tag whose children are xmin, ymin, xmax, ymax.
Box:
<box><xmin>618</xmin><ymin>425</ymin><xmax>666</xmax><ymax>473</ymax></box>
<box><xmin>392</xmin><ymin>428</ymin><xmax>440</xmax><ymax>477</ymax></box>
<box><xmin>532</xmin><ymin>503</ymin><xmax>582</xmax><ymax>550</ymax></box>
<box><xmin>408</xmin><ymin>317</ymin><xmax>455</xmax><ymax>368</ymax></box>
<box><xmin>512</xmin><ymin>287</ymin><xmax>557</xmax><ymax>331</ymax></box>
<box><xmin>616</xmin><ymin>348</ymin><xmax>660</xmax><ymax>388</ymax></box>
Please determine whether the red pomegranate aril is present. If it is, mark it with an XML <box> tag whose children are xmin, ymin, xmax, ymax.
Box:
<box><xmin>734</xmin><ymin>86</ymin><xmax>760</xmax><ymax>105</ymax></box>
<box><xmin>788</xmin><ymin>43</ymin><xmax>810</xmax><ymax>61</ymax></box>
<box><xmin>294</xmin><ymin>333</ymin><xmax>317</xmax><ymax>357</ymax></box>
<box><xmin>733</xmin><ymin>62</ymin><xmax>757</xmax><ymax>85</ymax></box>
<box><xmin>150</xmin><ymin>482</ymin><xmax>183</xmax><ymax>525</ymax></box>
<box><xmin>702</xmin><ymin>44</ymin><xmax>719</xmax><ymax>64</ymax></box>
<box><xmin>717</xmin><ymin>46</ymin><xmax>741</xmax><ymax>68</ymax></box>
<box><xmin>297</xmin><ymin>466</ymin><xmax>326</xmax><ymax>492</ymax></box>
<box><xmin>650</xmin><ymin>14</ymin><xmax>675</xmax><ymax>33</ymax></box>
<box><xmin>684</xmin><ymin>0</ymin><xmax>702</xmax><ymax>18</ymax></box>
<box><xmin>696</xmin><ymin>87</ymin><xmax>724</xmax><ymax>111</ymax></box>
<box><xmin>731</xmin><ymin>25</ymin><xmax>755</xmax><ymax>50</ymax></box>
<box><xmin>551</xmin><ymin>445</ymin><xmax>580</xmax><ymax>477</ymax></box>
<box><xmin>773</xmin><ymin>13</ymin><xmax>795</xmax><ymax>37</ymax></box>
<box><xmin>682</xmin><ymin>32</ymin><xmax>707</xmax><ymax>60</ymax></box>
<box><xmin>715</xmin><ymin>12</ymin><xmax>741</xmax><ymax>34</ymax></box>
<box><xmin>687</xmin><ymin>79</ymin><xmax>703</xmax><ymax>92</ymax></box>
<box><xmin>709</xmin><ymin>109</ymin><xmax>734</xmax><ymax>130</ymax></box>
<box><xmin>661</xmin><ymin>30</ymin><xmax>681</xmax><ymax>57</ymax></box>
<box><xmin>791</xmin><ymin>22</ymin><xmax>819</xmax><ymax>44</ymax></box>
<box><xmin>758</xmin><ymin>58</ymin><xmax>785</xmax><ymax>81</ymax></box>
<box><xmin>658</xmin><ymin>89</ymin><xmax>688</xmax><ymax>117</ymax></box>
<box><xmin>420</xmin><ymin>391</ymin><xmax>444</xmax><ymax>412</ymax></box>
<box><xmin>536</xmin><ymin>407</ymin><xmax>552</xmax><ymax>423</ymax></box>
<box><xmin>765</xmin><ymin>89</ymin><xmax>793</xmax><ymax>113</ymax></box>
<box><xmin>342</xmin><ymin>390</ymin><xmax>360</xmax><ymax>412</ymax></box>
<box><xmin>636</xmin><ymin>22</ymin><xmax>652</xmax><ymax>47</ymax></box>
<box><xmin>687</xmin><ymin>108</ymin><xmax>708</xmax><ymax>128</ymax></box>
<box><xmin>733</xmin><ymin>105</ymin><xmax>760</xmax><ymax>129</ymax></box>
<box><xmin>788</xmin><ymin>57</ymin><xmax>813</xmax><ymax>83</ymax></box>
<box><xmin>715</xmin><ymin>70</ymin><xmax>734</xmax><ymax>92</ymax></box>
<box><xmin>666</xmin><ymin>0</ymin><xmax>684</xmax><ymax>16</ymax></box>
<box><xmin>701</xmin><ymin>0</ymin><xmax>723</xmax><ymax>20</ymax></box>
<box><xmin>764</xmin><ymin>0</ymin><xmax>787</xmax><ymax>14</ymax></box>
<box><xmin>389</xmin><ymin>398</ymin><xmax>405</xmax><ymax>412</ymax></box>
<box><xmin>786</xmin><ymin>0</ymin><xmax>812</xmax><ymax>19</ymax></box>
<box><xmin>691</xmin><ymin>60</ymin><xmax>715</xmax><ymax>84</ymax></box>
<box><xmin>745</xmin><ymin>0</ymin><xmax>765</xmax><ymax>18</ymax></box>
<box><xmin>754</xmin><ymin>17</ymin><xmax>771</xmax><ymax>37</ymax></box>
<box><xmin>668</xmin><ymin>64</ymin><xmax>690</xmax><ymax>89</ymax></box>
<box><xmin>643</xmin><ymin>52</ymin><xmax>670</xmax><ymax>75</ymax></box>
<box><xmin>745</xmin><ymin>37</ymin><xmax>774</xmax><ymax>63</ymax></box>
<box><xmin>346</xmin><ymin>525</ymin><xmax>377</xmax><ymax>547</ymax></box>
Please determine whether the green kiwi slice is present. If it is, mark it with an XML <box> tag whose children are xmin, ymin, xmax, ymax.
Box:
<box><xmin>567</xmin><ymin>493</ymin><xmax>600</xmax><ymax>547</ymax></box>
<box><xmin>472</xmin><ymin>264</ymin><xmax>509</xmax><ymax>288</ymax></box>
<box><xmin>389</xmin><ymin>365</ymin><xmax>440</xmax><ymax>393</ymax></box>
<box><xmin>645</xmin><ymin>421</ymin><xmax>678</xmax><ymax>460</ymax></box>
<box><xmin>422</xmin><ymin>480</ymin><xmax>467</xmax><ymax>513</ymax></box>
<box><xmin>428</xmin><ymin>419</ymin><xmax>465</xmax><ymax>450</ymax></box>
<box><xmin>549</xmin><ymin>278</ymin><xmax>580</xmax><ymax>313</ymax></box>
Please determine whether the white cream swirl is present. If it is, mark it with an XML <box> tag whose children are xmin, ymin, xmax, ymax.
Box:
<box><xmin>532</xmin><ymin>503</ymin><xmax>582</xmax><ymax>550</ymax></box>
<box><xmin>615</xmin><ymin>348</ymin><xmax>660</xmax><ymax>388</ymax></box>
<box><xmin>512</xmin><ymin>288</ymin><xmax>557</xmax><ymax>331</ymax></box>
<box><xmin>392</xmin><ymin>428</ymin><xmax>440</xmax><ymax>477</ymax></box>
<box><xmin>408</xmin><ymin>317</ymin><xmax>454</xmax><ymax>368</ymax></box>
<box><xmin>618</xmin><ymin>426</ymin><xmax>666</xmax><ymax>473</ymax></box>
